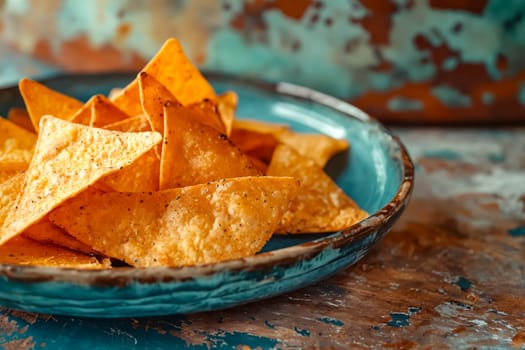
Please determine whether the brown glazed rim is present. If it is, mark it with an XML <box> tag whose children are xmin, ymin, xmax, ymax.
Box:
<box><xmin>0</xmin><ymin>72</ymin><xmax>415</xmax><ymax>285</ymax></box>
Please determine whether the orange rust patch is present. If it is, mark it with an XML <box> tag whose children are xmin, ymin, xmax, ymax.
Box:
<box><xmin>352</xmin><ymin>68</ymin><xmax>525</xmax><ymax>124</ymax></box>
<box><xmin>274</xmin><ymin>0</ymin><xmax>312</xmax><ymax>20</ymax></box>
<box><xmin>429</xmin><ymin>0</ymin><xmax>488</xmax><ymax>14</ymax></box>
<box><xmin>34</xmin><ymin>35</ymin><xmax>146</xmax><ymax>73</ymax></box>
<box><xmin>354</xmin><ymin>0</ymin><xmax>398</xmax><ymax>45</ymax></box>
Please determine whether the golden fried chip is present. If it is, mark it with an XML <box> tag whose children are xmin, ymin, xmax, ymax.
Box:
<box><xmin>144</xmin><ymin>38</ymin><xmax>216</xmax><ymax>104</ymax></box>
<box><xmin>233</xmin><ymin>119</ymin><xmax>290</xmax><ymax>135</ymax></box>
<box><xmin>187</xmin><ymin>99</ymin><xmax>226</xmax><ymax>134</ymax></box>
<box><xmin>110</xmin><ymin>80</ymin><xmax>142</xmax><ymax>117</ymax></box>
<box><xmin>0</xmin><ymin>116</ymin><xmax>162</xmax><ymax>245</ymax></box>
<box><xmin>139</xmin><ymin>72</ymin><xmax>225</xmax><ymax>136</ymax></box>
<box><xmin>0</xmin><ymin>170</ymin><xmax>22</xmax><ymax>184</ymax></box>
<box><xmin>0</xmin><ymin>173</ymin><xmax>24</xmax><ymax>226</ymax></box>
<box><xmin>267</xmin><ymin>145</ymin><xmax>368</xmax><ymax>233</ymax></box>
<box><xmin>51</xmin><ymin>176</ymin><xmax>299</xmax><ymax>267</ymax></box>
<box><xmin>101</xmin><ymin>148</ymin><xmax>160</xmax><ymax>192</ymax></box>
<box><xmin>69</xmin><ymin>96</ymin><xmax>95</xmax><ymax>126</ymax></box>
<box><xmin>246</xmin><ymin>154</ymin><xmax>269</xmax><ymax>174</ymax></box>
<box><xmin>278</xmin><ymin>130</ymin><xmax>349</xmax><ymax>167</ymax></box>
<box><xmin>160</xmin><ymin>101</ymin><xmax>260</xmax><ymax>190</ymax></box>
<box><xmin>7</xmin><ymin>108</ymin><xmax>35</xmax><ymax>132</ymax></box>
<box><xmin>230</xmin><ymin>127</ymin><xmax>279</xmax><ymax>163</ymax></box>
<box><xmin>233</xmin><ymin>119</ymin><xmax>348</xmax><ymax>167</ymax></box>
<box><xmin>23</xmin><ymin>216</ymin><xmax>96</xmax><ymax>255</ymax></box>
<box><xmin>217</xmin><ymin>91</ymin><xmax>238</xmax><ymax>136</ymax></box>
<box><xmin>0</xmin><ymin>117</ymin><xmax>37</xmax><ymax>171</ymax></box>
<box><xmin>0</xmin><ymin>236</ymin><xmax>109</xmax><ymax>269</ymax></box>
<box><xmin>138</xmin><ymin>71</ymin><xmax>174</xmax><ymax>134</ymax></box>
<box><xmin>103</xmin><ymin>114</ymin><xmax>151</xmax><ymax>132</ymax></box>
<box><xmin>90</xmin><ymin>95</ymin><xmax>130</xmax><ymax>128</ymax></box>
<box><xmin>112</xmin><ymin>38</ymin><xmax>216</xmax><ymax>115</ymax></box>
<box><xmin>19</xmin><ymin>78</ymin><xmax>83</xmax><ymax>131</ymax></box>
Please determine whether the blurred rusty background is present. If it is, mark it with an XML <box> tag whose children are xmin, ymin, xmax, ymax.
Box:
<box><xmin>1</xmin><ymin>0</ymin><xmax>525</xmax><ymax>124</ymax></box>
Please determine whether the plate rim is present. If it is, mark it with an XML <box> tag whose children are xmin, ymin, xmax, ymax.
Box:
<box><xmin>0</xmin><ymin>72</ymin><xmax>414</xmax><ymax>286</ymax></box>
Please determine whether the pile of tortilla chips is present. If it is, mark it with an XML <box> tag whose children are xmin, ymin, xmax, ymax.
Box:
<box><xmin>0</xmin><ymin>38</ymin><xmax>367</xmax><ymax>269</ymax></box>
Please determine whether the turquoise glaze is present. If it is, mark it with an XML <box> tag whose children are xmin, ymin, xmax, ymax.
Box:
<box><xmin>0</xmin><ymin>73</ymin><xmax>413</xmax><ymax>317</ymax></box>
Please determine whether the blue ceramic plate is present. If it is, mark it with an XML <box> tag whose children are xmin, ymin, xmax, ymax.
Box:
<box><xmin>0</xmin><ymin>73</ymin><xmax>413</xmax><ymax>318</ymax></box>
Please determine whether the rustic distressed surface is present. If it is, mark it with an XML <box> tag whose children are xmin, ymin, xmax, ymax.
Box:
<box><xmin>0</xmin><ymin>127</ymin><xmax>524</xmax><ymax>349</ymax></box>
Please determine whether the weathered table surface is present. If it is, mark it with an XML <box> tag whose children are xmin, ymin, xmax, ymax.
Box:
<box><xmin>1</xmin><ymin>44</ymin><xmax>524</xmax><ymax>350</ymax></box>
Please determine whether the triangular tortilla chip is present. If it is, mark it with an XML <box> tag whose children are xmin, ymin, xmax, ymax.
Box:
<box><xmin>0</xmin><ymin>170</ymin><xmax>22</xmax><ymax>184</ymax></box>
<box><xmin>0</xmin><ymin>116</ymin><xmax>162</xmax><ymax>245</ymax></box>
<box><xmin>100</xmin><ymin>114</ymin><xmax>159</xmax><ymax>191</ymax></box>
<box><xmin>230</xmin><ymin>127</ymin><xmax>279</xmax><ymax>163</ymax></box>
<box><xmin>23</xmin><ymin>216</ymin><xmax>96</xmax><ymax>255</ymax></box>
<box><xmin>139</xmin><ymin>71</ymin><xmax>175</xmax><ymax>134</ymax></box>
<box><xmin>277</xmin><ymin>130</ymin><xmax>349</xmax><ymax>167</ymax></box>
<box><xmin>103</xmin><ymin>114</ymin><xmax>151</xmax><ymax>132</ymax></box>
<box><xmin>101</xmin><ymin>148</ymin><xmax>160</xmax><ymax>192</ymax></box>
<box><xmin>217</xmin><ymin>91</ymin><xmax>238</xmax><ymax>136</ymax></box>
<box><xmin>233</xmin><ymin>119</ymin><xmax>290</xmax><ymax>135</ymax></box>
<box><xmin>267</xmin><ymin>145</ymin><xmax>368</xmax><ymax>233</ymax></box>
<box><xmin>112</xmin><ymin>38</ymin><xmax>216</xmax><ymax>114</ymax></box>
<box><xmin>0</xmin><ymin>236</ymin><xmax>109</xmax><ymax>269</ymax></box>
<box><xmin>139</xmin><ymin>72</ymin><xmax>226</xmax><ymax>135</ymax></box>
<box><xmin>69</xmin><ymin>96</ymin><xmax>95</xmax><ymax>126</ymax></box>
<box><xmin>187</xmin><ymin>99</ymin><xmax>226</xmax><ymax>134</ymax></box>
<box><xmin>160</xmin><ymin>101</ymin><xmax>260</xmax><ymax>190</ymax></box>
<box><xmin>7</xmin><ymin>107</ymin><xmax>35</xmax><ymax>132</ymax></box>
<box><xmin>91</xmin><ymin>95</ymin><xmax>130</xmax><ymax>128</ymax></box>
<box><xmin>19</xmin><ymin>78</ymin><xmax>83</xmax><ymax>131</ymax></box>
<box><xmin>0</xmin><ymin>117</ymin><xmax>37</xmax><ymax>171</ymax></box>
<box><xmin>51</xmin><ymin>176</ymin><xmax>299</xmax><ymax>267</ymax></box>
<box><xmin>110</xmin><ymin>80</ymin><xmax>142</xmax><ymax>117</ymax></box>
<box><xmin>0</xmin><ymin>173</ymin><xmax>24</xmax><ymax>226</ymax></box>
<box><xmin>233</xmin><ymin>119</ymin><xmax>348</xmax><ymax>167</ymax></box>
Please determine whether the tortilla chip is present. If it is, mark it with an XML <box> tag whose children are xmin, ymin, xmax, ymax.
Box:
<box><xmin>112</xmin><ymin>38</ymin><xmax>216</xmax><ymax>115</ymax></box>
<box><xmin>160</xmin><ymin>101</ymin><xmax>260</xmax><ymax>190</ymax></box>
<box><xmin>51</xmin><ymin>176</ymin><xmax>299</xmax><ymax>267</ymax></box>
<box><xmin>110</xmin><ymin>80</ymin><xmax>142</xmax><ymax>117</ymax></box>
<box><xmin>7</xmin><ymin>108</ymin><xmax>35</xmax><ymax>133</ymax></box>
<box><xmin>0</xmin><ymin>170</ymin><xmax>23</xmax><ymax>184</ymax></box>
<box><xmin>138</xmin><ymin>71</ymin><xmax>176</xmax><ymax>134</ymax></box>
<box><xmin>217</xmin><ymin>91</ymin><xmax>238</xmax><ymax>136</ymax></box>
<box><xmin>278</xmin><ymin>130</ymin><xmax>349</xmax><ymax>167</ymax></box>
<box><xmin>0</xmin><ymin>116</ymin><xmax>162</xmax><ymax>245</ymax></box>
<box><xmin>144</xmin><ymin>38</ymin><xmax>216</xmax><ymax>104</ymax></box>
<box><xmin>103</xmin><ymin>114</ymin><xmax>151</xmax><ymax>132</ymax></box>
<box><xmin>101</xmin><ymin>148</ymin><xmax>160</xmax><ymax>192</ymax></box>
<box><xmin>233</xmin><ymin>119</ymin><xmax>348</xmax><ymax>167</ymax></box>
<box><xmin>0</xmin><ymin>117</ymin><xmax>37</xmax><ymax>171</ymax></box>
<box><xmin>139</xmin><ymin>72</ymin><xmax>225</xmax><ymax>136</ymax></box>
<box><xmin>23</xmin><ymin>216</ymin><xmax>96</xmax><ymax>255</ymax></box>
<box><xmin>0</xmin><ymin>236</ymin><xmax>109</xmax><ymax>269</ymax></box>
<box><xmin>69</xmin><ymin>96</ymin><xmax>95</xmax><ymax>126</ymax></box>
<box><xmin>233</xmin><ymin>119</ymin><xmax>290</xmax><ymax>135</ymax></box>
<box><xmin>0</xmin><ymin>173</ymin><xmax>24</xmax><ymax>227</ymax></box>
<box><xmin>187</xmin><ymin>99</ymin><xmax>226</xmax><ymax>134</ymax></box>
<box><xmin>90</xmin><ymin>95</ymin><xmax>130</xmax><ymax>128</ymax></box>
<box><xmin>267</xmin><ymin>144</ymin><xmax>368</xmax><ymax>233</ymax></box>
<box><xmin>230</xmin><ymin>128</ymin><xmax>279</xmax><ymax>163</ymax></box>
<box><xmin>19</xmin><ymin>78</ymin><xmax>83</xmax><ymax>131</ymax></box>
<box><xmin>246</xmin><ymin>154</ymin><xmax>269</xmax><ymax>174</ymax></box>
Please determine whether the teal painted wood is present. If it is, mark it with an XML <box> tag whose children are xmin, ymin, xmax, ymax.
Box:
<box><xmin>0</xmin><ymin>73</ymin><xmax>413</xmax><ymax>319</ymax></box>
